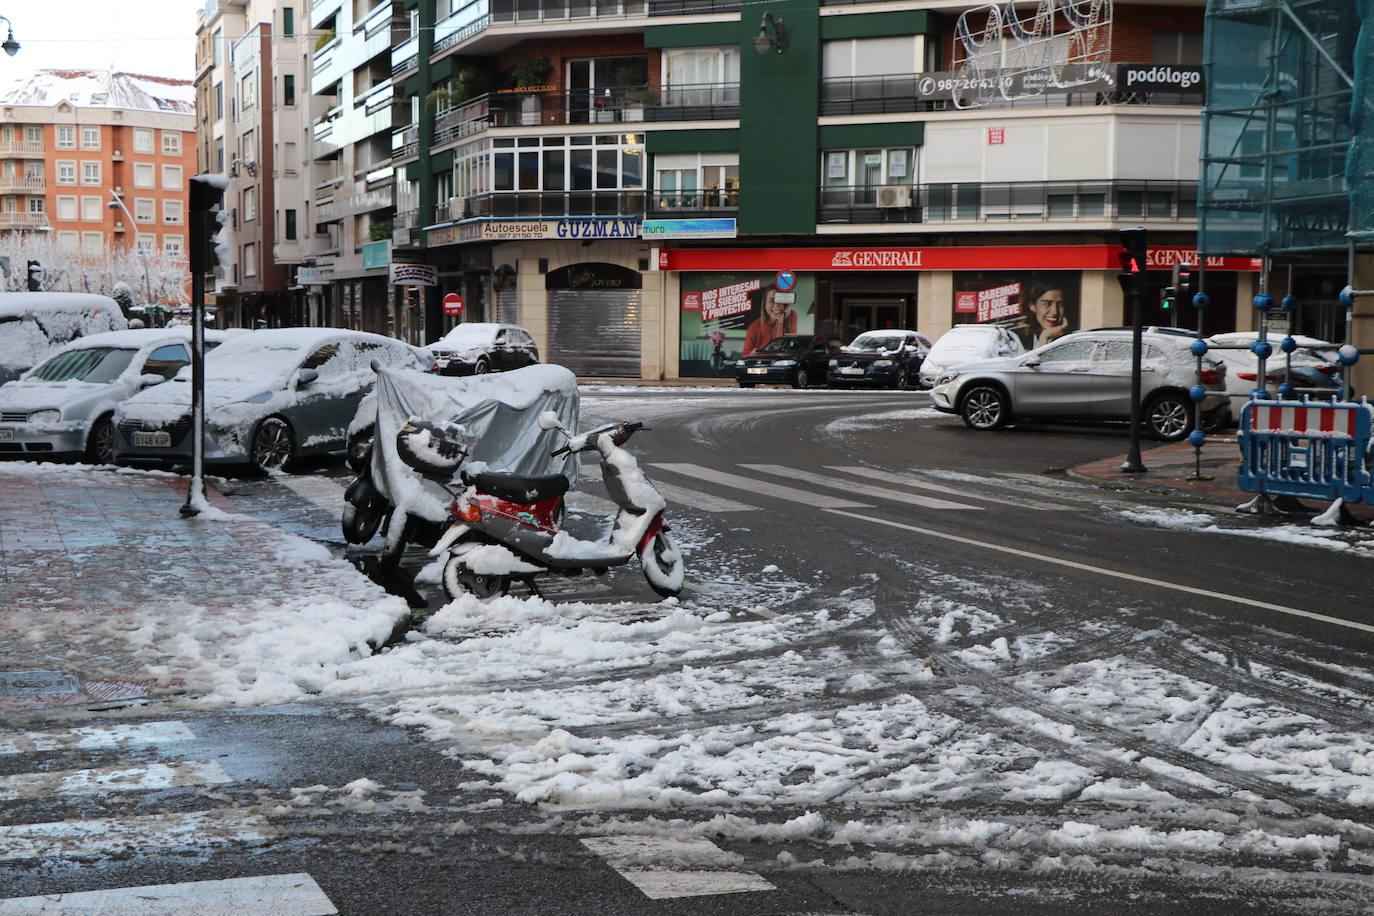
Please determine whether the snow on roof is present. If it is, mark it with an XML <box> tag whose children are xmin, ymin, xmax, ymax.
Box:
<box><xmin>0</xmin><ymin>70</ymin><xmax>194</xmax><ymax>114</ymax></box>
<box><xmin>0</xmin><ymin>292</ymin><xmax>122</xmax><ymax>320</ymax></box>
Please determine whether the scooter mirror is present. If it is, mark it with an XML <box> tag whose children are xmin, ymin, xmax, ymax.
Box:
<box><xmin>537</xmin><ymin>411</ymin><xmax>564</xmax><ymax>431</ymax></box>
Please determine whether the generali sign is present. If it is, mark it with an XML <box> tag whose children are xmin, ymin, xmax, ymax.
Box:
<box><xmin>659</xmin><ymin>246</ymin><xmax>1263</xmax><ymax>272</ymax></box>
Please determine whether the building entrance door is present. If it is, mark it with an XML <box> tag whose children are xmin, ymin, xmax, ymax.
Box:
<box><xmin>840</xmin><ymin>298</ymin><xmax>906</xmax><ymax>342</ymax></box>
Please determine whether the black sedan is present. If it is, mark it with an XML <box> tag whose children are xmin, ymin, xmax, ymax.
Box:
<box><xmin>827</xmin><ymin>330</ymin><xmax>932</xmax><ymax>390</ymax></box>
<box><xmin>735</xmin><ymin>334</ymin><xmax>838</xmax><ymax>388</ymax></box>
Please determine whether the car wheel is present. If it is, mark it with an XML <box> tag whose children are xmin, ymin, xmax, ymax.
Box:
<box><xmin>1145</xmin><ymin>392</ymin><xmax>1191</xmax><ymax>442</ymax></box>
<box><xmin>251</xmin><ymin>417</ymin><xmax>295</xmax><ymax>473</ymax></box>
<box><xmin>793</xmin><ymin>368</ymin><xmax>810</xmax><ymax>389</ymax></box>
<box><xmin>473</xmin><ymin>357</ymin><xmax>490</xmax><ymax>375</ymax></box>
<box><xmin>893</xmin><ymin>367</ymin><xmax>909</xmax><ymax>391</ymax></box>
<box><xmin>960</xmin><ymin>384</ymin><xmax>1008</xmax><ymax>431</ymax></box>
<box><xmin>84</xmin><ymin>415</ymin><xmax>116</xmax><ymax>465</ymax></box>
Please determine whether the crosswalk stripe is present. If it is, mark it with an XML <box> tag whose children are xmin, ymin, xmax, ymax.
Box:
<box><xmin>277</xmin><ymin>475</ymin><xmax>346</xmax><ymax>514</ymax></box>
<box><xmin>0</xmin><ymin>721</ymin><xmax>195</xmax><ymax>756</ymax></box>
<box><xmin>0</xmin><ymin>810</ymin><xmax>272</xmax><ymax>863</ymax></box>
<box><xmin>942</xmin><ymin>471</ymin><xmax>1106</xmax><ymax>505</ymax></box>
<box><xmin>580</xmin><ymin>464</ymin><xmax>758</xmax><ymax>513</ymax></box>
<box><xmin>581</xmin><ymin>836</ymin><xmax>775</xmax><ymax>900</ymax></box>
<box><xmin>827</xmin><ymin>466</ymin><xmax>1068</xmax><ymax>511</ymax></box>
<box><xmin>0</xmin><ymin>873</ymin><xmax>337</xmax><ymax>914</ymax></box>
<box><xmin>0</xmin><ymin>760</ymin><xmax>232</xmax><ymax>801</ymax></box>
<box><xmin>743</xmin><ymin>464</ymin><xmax>980</xmax><ymax>510</ymax></box>
<box><xmin>651</xmin><ymin>464</ymin><xmax>872</xmax><ymax>509</ymax></box>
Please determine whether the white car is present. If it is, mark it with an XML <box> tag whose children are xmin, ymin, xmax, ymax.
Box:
<box><xmin>0</xmin><ymin>292</ymin><xmax>128</xmax><ymax>384</ymax></box>
<box><xmin>0</xmin><ymin>328</ymin><xmax>228</xmax><ymax>464</ymax></box>
<box><xmin>917</xmin><ymin>324</ymin><xmax>1025</xmax><ymax>388</ymax></box>
<box><xmin>1205</xmin><ymin>332</ymin><xmax>1341</xmax><ymax>405</ymax></box>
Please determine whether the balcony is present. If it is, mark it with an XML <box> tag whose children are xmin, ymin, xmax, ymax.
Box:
<box><xmin>817</xmin><ymin>180</ymin><xmax>1199</xmax><ymax>226</ymax></box>
<box><xmin>430</xmin><ymin>0</ymin><xmax>651</xmax><ymax>60</ymax></box>
<box><xmin>0</xmin><ymin>139</ymin><xmax>45</xmax><ymax>156</ymax></box>
<box><xmin>0</xmin><ymin>175</ymin><xmax>46</xmax><ymax>193</ymax></box>
<box><xmin>0</xmin><ymin>213</ymin><xmax>52</xmax><ymax>230</ymax></box>
<box><xmin>646</xmin><ymin>0</ymin><xmax>736</xmax><ymax>13</ymax></box>
<box><xmin>391</xmin><ymin>35</ymin><xmax>419</xmax><ymax>78</ymax></box>
<box><xmin>647</xmin><ymin>188</ymin><xmax>739</xmax><ymax>219</ymax></box>
<box><xmin>391</xmin><ymin>126</ymin><xmax>419</xmax><ymax>163</ymax></box>
<box><xmin>357</xmin><ymin>80</ymin><xmax>394</xmax><ymax>117</ymax></box>
<box><xmin>455</xmin><ymin>189</ymin><xmax>646</xmax><ymax>219</ymax></box>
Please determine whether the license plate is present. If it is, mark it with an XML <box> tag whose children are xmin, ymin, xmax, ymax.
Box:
<box><xmin>0</xmin><ymin>428</ymin><xmax>12</xmax><ymax>441</ymax></box>
<box><xmin>132</xmin><ymin>431</ymin><xmax>171</xmax><ymax>448</ymax></box>
<box><xmin>747</xmin><ymin>367</ymin><xmax>768</xmax><ymax>375</ymax></box>
<box><xmin>839</xmin><ymin>366</ymin><xmax>864</xmax><ymax>375</ymax></box>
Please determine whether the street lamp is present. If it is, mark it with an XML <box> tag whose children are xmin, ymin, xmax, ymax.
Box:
<box><xmin>752</xmin><ymin>12</ymin><xmax>784</xmax><ymax>54</ymax></box>
<box><xmin>0</xmin><ymin>17</ymin><xmax>19</xmax><ymax>57</ymax></box>
<box><xmin>108</xmin><ymin>194</ymin><xmax>153</xmax><ymax>307</ymax></box>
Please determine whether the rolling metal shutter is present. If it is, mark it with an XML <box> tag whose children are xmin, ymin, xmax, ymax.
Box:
<box><xmin>497</xmin><ymin>288</ymin><xmax>518</xmax><ymax>326</ymax></box>
<box><xmin>547</xmin><ymin>290</ymin><xmax>642</xmax><ymax>378</ymax></box>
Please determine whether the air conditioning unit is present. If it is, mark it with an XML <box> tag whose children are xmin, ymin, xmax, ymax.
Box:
<box><xmin>447</xmin><ymin>196</ymin><xmax>465</xmax><ymax>220</ymax></box>
<box><xmin>877</xmin><ymin>185</ymin><xmax>913</xmax><ymax>208</ymax></box>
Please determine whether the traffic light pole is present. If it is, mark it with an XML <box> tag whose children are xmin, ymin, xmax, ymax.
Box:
<box><xmin>1118</xmin><ymin>227</ymin><xmax>1149</xmax><ymax>474</ymax></box>
<box><xmin>180</xmin><ymin>175</ymin><xmax>226</xmax><ymax>517</ymax></box>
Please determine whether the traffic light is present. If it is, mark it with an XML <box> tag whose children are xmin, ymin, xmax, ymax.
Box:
<box><xmin>25</xmin><ymin>260</ymin><xmax>40</xmax><ymax>291</ymax></box>
<box><xmin>1119</xmin><ymin>227</ymin><xmax>1148</xmax><ymax>274</ymax></box>
<box><xmin>1161</xmin><ymin>286</ymin><xmax>1177</xmax><ymax>310</ymax></box>
<box><xmin>1175</xmin><ymin>263</ymin><xmax>1195</xmax><ymax>300</ymax></box>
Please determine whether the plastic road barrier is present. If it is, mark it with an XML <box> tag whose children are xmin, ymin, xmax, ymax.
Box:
<box><xmin>1237</xmin><ymin>398</ymin><xmax>1374</xmax><ymax>504</ymax></box>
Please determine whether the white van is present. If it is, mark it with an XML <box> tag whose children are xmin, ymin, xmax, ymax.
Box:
<box><xmin>0</xmin><ymin>293</ymin><xmax>129</xmax><ymax>383</ymax></box>
<box><xmin>917</xmin><ymin>324</ymin><xmax>1025</xmax><ymax>388</ymax></box>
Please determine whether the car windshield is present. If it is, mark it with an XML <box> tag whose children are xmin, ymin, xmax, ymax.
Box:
<box><xmin>756</xmin><ymin>337</ymin><xmax>812</xmax><ymax>354</ymax></box>
<box><xmin>848</xmin><ymin>333</ymin><xmax>907</xmax><ymax>351</ymax></box>
<box><xmin>439</xmin><ymin>325</ymin><xmax>497</xmax><ymax>347</ymax></box>
<box><xmin>29</xmin><ymin>347</ymin><xmax>138</xmax><ymax>383</ymax></box>
<box><xmin>933</xmin><ymin>334</ymin><xmax>993</xmax><ymax>356</ymax></box>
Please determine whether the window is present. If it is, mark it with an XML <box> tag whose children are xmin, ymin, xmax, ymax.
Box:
<box><xmin>27</xmin><ymin>198</ymin><xmax>44</xmax><ymax>214</ymax></box>
<box><xmin>80</xmin><ymin>196</ymin><xmax>103</xmax><ymax>221</ymax></box>
<box><xmin>163</xmin><ymin>235</ymin><xmax>184</xmax><ymax>257</ymax></box>
<box><xmin>242</xmin><ymin>186</ymin><xmax>256</xmax><ymax>221</ymax></box>
<box><xmin>161</xmin><ymin>165</ymin><xmax>183</xmax><ymax>190</ymax></box>
<box><xmin>282</xmin><ymin>6</ymin><xmax>294</xmax><ymax>36</ymax></box>
<box><xmin>215</xmin><ymin>137</ymin><xmax>225</xmax><ymax>173</ymax></box>
<box><xmin>239</xmin><ymin>73</ymin><xmax>255</xmax><ymax>110</ymax></box>
<box><xmin>662</xmin><ymin>47</ymin><xmax>739</xmax><ymax>105</ymax></box>
<box><xmin>283</xmin><ymin>74</ymin><xmax>296</xmax><ymax>107</ymax></box>
<box><xmin>57</xmin><ymin>230</ymin><xmax>79</xmax><ymax>248</ymax></box>
<box><xmin>134</xmin><ymin>198</ymin><xmax>156</xmax><ymax>222</ymax></box>
<box><xmin>822</xmin><ymin>36</ymin><xmax>924</xmax><ymax>79</ymax></box>
<box><xmin>242</xmin><ymin>242</ymin><xmax>257</xmax><ymax>277</ymax></box>
<box><xmin>82</xmin><ymin>231</ymin><xmax>103</xmax><ymax>255</ymax></box>
<box><xmin>133</xmin><ymin>129</ymin><xmax>154</xmax><ymax>153</ymax></box>
<box><xmin>136</xmin><ymin>235</ymin><xmax>155</xmax><ymax>255</ymax></box>
<box><xmin>133</xmin><ymin>162</ymin><xmax>155</xmax><ymax>188</ymax></box>
<box><xmin>81</xmin><ymin>161</ymin><xmax>101</xmax><ymax>185</ymax></box>
<box><xmin>1035</xmin><ymin>339</ymin><xmax>1096</xmax><ymax>363</ymax></box>
<box><xmin>163</xmin><ymin>200</ymin><xmax>183</xmax><ymax>224</ymax></box>
<box><xmin>654</xmin><ymin>154</ymin><xmax>739</xmax><ymax>208</ymax></box>
<box><xmin>56</xmin><ymin>196</ymin><xmax>77</xmax><ymax>220</ymax></box>
<box><xmin>56</xmin><ymin>126</ymin><xmax>75</xmax><ymax>149</ymax></box>
<box><xmin>161</xmin><ymin>132</ymin><xmax>181</xmax><ymax>155</ymax></box>
<box><xmin>56</xmin><ymin>161</ymin><xmax>77</xmax><ymax>185</ymax></box>
<box><xmin>1152</xmin><ymin>29</ymin><xmax>1203</xmax><ymax>65</ymax></box>
<box><xmin>25</xmin><ymin>126</ymin><xmax>42</xmax><ymax>144</ymax></box>
<box><xmin>141</xmin><ymin>344</ymin><xmax>190</xmax><ymax>380</ymax></box>
<box><xmin>820</xmin><ymin>147</ymin><xmax>916</xmax><ymax>205</ymax></box>
<box><xmin>81</xmin><ymin>127</ymin><xmax>100</xmax><ymax>150</ymax></box>
<box><xmin>283</xmin><ymin>142</ymin><xmax>297</xmax><ymax>170</ymax></box>
<box><xmin>212</xmin><ymin>27</ymin><xmax>221</xmax><ymax>67</ymax></box>
<box><xmin>214</xmin><ymin>83</ymin><xmax>223</xmax><ymax>119</ymax></box>
<box><xmin>489</xmin><ymin>134</ymin><xmax>644</xmax><ymax>195</ymax></box>
<box><xmin>284</xmin><ymin>208</ymin><xmax>297</xmax><ymax>240</ymax></box>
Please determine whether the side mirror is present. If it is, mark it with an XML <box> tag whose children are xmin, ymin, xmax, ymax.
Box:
<box><xmin>139</xmin><ymin>373</ymin><xmax>165</xmax><ymax>387</ymax></box>
<box><xmin>297</xmin><ymin>368</ymin><xmax>320</xmax><ymax>386</ymax></box>
<box><xmin>537</xmin><ymin>410</ymin><xmax>563</xmax><ymax>431</ymax></box>
<box><xmin>1022</xmin><ymin>356</ymin><xmax>1041</xmax><ymax>369</ymax></box>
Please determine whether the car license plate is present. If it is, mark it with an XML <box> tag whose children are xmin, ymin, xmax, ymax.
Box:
<box><xmin>132</xmin><ymin>431</ymin><xmax>171</xmax><ymax>448</ymax></box>
<box><xmin>747</xmin><ymin>367</ymin><xmax>768</xmax><ymax>375</ymax></box>
<box><xmin>0</xmin><ymin>428</ymin><xmax>12</xmax><ymax>441</ymax></box>
<box><xmin>839</xmin><ymin>366</ymin><xmax>864</xmax><ymax>375</ymax></box>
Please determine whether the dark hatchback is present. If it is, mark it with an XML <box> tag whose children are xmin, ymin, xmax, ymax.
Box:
<box><xmin>735</xmin><ymin>334</ymin><xmax>838</xmax><ymax>388</ymax></box>
<box><xmin>827</xmin><ymin>330</ymin><xmax>932</xmax><ymax>390</ymax></box>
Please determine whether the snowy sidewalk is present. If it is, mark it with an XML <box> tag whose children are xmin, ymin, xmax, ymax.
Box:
<box><xmin>0</xmin><ymin>463</ymin><xmax>409</xmax><ymax>713</ymax></box>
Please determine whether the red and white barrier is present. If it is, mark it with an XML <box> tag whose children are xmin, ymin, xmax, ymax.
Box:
<box><xmin>1248</xmin><ymin>403</ymin><xmax>1363</xmax><ymax>437</ymax></box>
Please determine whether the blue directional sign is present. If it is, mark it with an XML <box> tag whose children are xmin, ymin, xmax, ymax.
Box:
<box><xmin>775</xmin><ymin>270</ymin><xmax>796</xmax><ymax>292</ymax></box>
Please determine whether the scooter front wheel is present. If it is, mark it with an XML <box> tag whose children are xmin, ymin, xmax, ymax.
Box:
<box><xmin>442</xmin><ymin>555</ymin><xmax>510</xmax><ymax>601</ymax></box>
<box><xmin>341</xmin><ymin>493</ymin><xmax>388</xmax><ymax>545</ymax></box>
<box><xmin>639</xmin><ymin>530</ymin><xmax>685</xmax><ymax>598</ymax></box>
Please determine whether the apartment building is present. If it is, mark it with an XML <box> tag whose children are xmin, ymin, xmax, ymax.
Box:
<box><xmin>195</xmin><ymin>0</ymin><xmax>248</xmax><ymax>308</ymax></box>
<box><xmin>376</xmin><ymin>0</ymin><xmax>1257</xmax><ymax>379</ymax></box>
<box><xmin>0</xmin><ymin>71</ymin><xmax>196</xmax><ymax>296</ymax></box>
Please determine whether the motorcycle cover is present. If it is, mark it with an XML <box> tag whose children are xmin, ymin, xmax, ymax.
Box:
<box><xmin>360</xmin><ymin>363</ymin><xmax>580</xmax><ymax>525</ymax></box>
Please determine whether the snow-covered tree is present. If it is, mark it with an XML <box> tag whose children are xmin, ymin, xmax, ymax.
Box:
<box><xmin>0</xmin><ymin>235</ymin><xmax>190</xmax><ymax>305</ymax></box>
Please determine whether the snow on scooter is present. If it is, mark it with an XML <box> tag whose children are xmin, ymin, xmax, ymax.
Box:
<box><xmin>395</xmin><ymin>412</ymin><xmax>686</xmax><ymax>601</ymax></box>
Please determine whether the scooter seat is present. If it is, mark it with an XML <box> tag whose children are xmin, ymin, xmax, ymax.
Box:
<box><xmin>463</xmin><ymin>470</ymin><xmax>570</xmax><ymax>505</ymax></box>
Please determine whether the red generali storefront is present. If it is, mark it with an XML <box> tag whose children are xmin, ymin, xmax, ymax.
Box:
<box><xmin>660</xmin><ymin>244</ymin><xmax>1263</xmax><ymax>380</ymax></box>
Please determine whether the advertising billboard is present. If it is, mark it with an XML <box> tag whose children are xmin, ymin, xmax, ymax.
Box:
<box><xmin>679</xmin><ymin>272</ymin><xmax>816</xmax><ymax>378</ymax></box>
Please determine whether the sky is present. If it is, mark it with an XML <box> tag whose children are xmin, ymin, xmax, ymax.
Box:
<box><xmin>0</xmin><ymin>0</ymin><xmax>205</xmax><ymax>84</ymax></box>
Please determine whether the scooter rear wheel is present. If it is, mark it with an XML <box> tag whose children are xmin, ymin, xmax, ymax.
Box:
<box><xmin>341</xmin><ymin>493</ymin><xmax>388</xmax><ymax>545</ymax></box>
<box><xmin>442</xmin><ymin>556</ymin><xmax>510</xmax><ymax>601</ymax></box>
<box><xmin>639</xmin><ymin>530</ymin><xmax>685</xmax><ymax>598</ymax></box>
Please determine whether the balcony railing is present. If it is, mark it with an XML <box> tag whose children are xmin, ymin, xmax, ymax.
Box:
<box><xmin>648</xmin><ymin>189</ymin><xmax>738</xmax><ymax>216</ymax></box>
<box><xmin>0</xmin><ymin>175</ymin><xmax>46</xmax><ymax>193</ymax></box>
<box><xmin>432</xmin><ymin>0</ymin><xmax>489</xmax><ymax>56</ymax></box>
<box><xmin>647</xmin><ymin>0</ymin><xmax>739</xmax><ymax>13</ymax></box>
<box><xmin>0</xmin><ymin>140</ymin><xmax>44</xmax><ymax>156</ymax></box>
<box><xmin>818</xmin><ymin>180</ymin><xmax>1198</xmax><ymax>225</ymax></box>
<box><xmin>357</xmin><ymin>80</ymin><xmax>394</xmax><ymax>116</ymax></box>
<box><xmin>391</xmin><ymin>126</ymin><xmax>419</xmax><ymax>162</ymax></box>
<box><xmin>0</xmin><ymin>213</ymin><xmax>52</xmax><ymax>230</ymax></box>
<box><xmin>490</xmin><ymin>0</ymin><xmax>645</xmax><ymax>24</ymax></box>
<box><xmin>391</xmin><ymin>35</ymin><xmax>419</xmax><ymax>77</ymax></box>
<box><xmin>457</xmin><ymin>190</ymin><xmax>646</xmax><ymax>219</ymax></box>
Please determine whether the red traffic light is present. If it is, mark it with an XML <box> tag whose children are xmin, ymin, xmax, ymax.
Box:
<box><xmin>1119</xmin><ymin>227</ymin><xmax>1148</xmax><ymax>274</ymax></box>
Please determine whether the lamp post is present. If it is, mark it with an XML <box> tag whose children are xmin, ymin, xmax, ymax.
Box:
<box><xmin>0</xmin><ymin>16</ymin><xmax>20</xmax><ymax>57</ymax></box>
<box><xmin>108</xmin><ymin>194</ymin><xmax>154</xmax><ymax>308</ymax></box>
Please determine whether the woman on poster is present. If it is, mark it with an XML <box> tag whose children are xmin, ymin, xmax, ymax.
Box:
<box><xmin>742</xmin><ymin>286</ymin><xmax>798</xmax><ymax>355</ymax></box>
<box><xmin>1011</xmin><ymin>283</ymin><xmax>1071</xmax><ymax>350</ymax></box>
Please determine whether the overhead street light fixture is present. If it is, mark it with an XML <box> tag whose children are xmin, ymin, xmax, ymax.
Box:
<box><xmin>0</xmin><ymin>16</ymin><xmax>19</xmax><ymax>57</ymax></box>
<box><xmin>753</xmin><ymin>12</ymin><xmax>784</xmax><ymax>55</ymax></box>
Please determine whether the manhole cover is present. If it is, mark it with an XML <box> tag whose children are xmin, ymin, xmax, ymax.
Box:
<box><xmin>0</xmin><ymin>670</ymin><xmax>81</xmax><ymax>697</ymax></box>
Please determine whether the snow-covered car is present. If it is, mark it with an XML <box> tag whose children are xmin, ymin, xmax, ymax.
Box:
<box><xmin>429</xmin><ymin>322</ymin><xmax>539</xmax><ymax>376</ymax></box>
<box><xmin>113</xmin><ymin>328</ymin><xmax>430</xmax><ymax>473</ymax></box>
<box><xmin>826</xmin><ymin>329</ymin><xmax>933</xmax><ymax>390</ymax></box>
<box><xmin>928</xmin><ymin>328</ymin><xmax>1231</xmax><ymax>441</ymax></box>
<box><xmin>0</xmin><ymin>328</ymin><xmax>230</xmax><ymax>464</ymax></box>
<box><xmin>917</xmin><ymin>324</ymin><xmax>1025</xmax><ymax>389</ymax></box>
<box><xmin>0</xmin><ymin>292</ymin><xmax>128</xmax><ymax>384</ymax></box>
<box><xmin>1205</xmin><ymin>332</ymin><xmax>1342</xmax><ymax>405</ymax></box>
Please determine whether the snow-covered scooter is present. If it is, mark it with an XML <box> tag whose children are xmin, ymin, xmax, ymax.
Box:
<box><xmin>395</xmin><ymin>412</ymin><xmax>685</xmax><ymax>601</ymax></box>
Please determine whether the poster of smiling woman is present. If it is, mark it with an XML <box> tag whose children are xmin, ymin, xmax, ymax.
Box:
<box><xmin>952</xmin><ymin>271</ymin><xmax>1080</xmax><ymax>352</ymax></box>
<box><xmin>678</xmin><ymin>272</ymin><xmax>816</xmax><ymax>377</ymax></box>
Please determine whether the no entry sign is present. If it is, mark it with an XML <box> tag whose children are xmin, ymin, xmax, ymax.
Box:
<box><xmin>442</xmin><ymin>293</ymin><xmax>464</xmax><ymax>316</ymax></box>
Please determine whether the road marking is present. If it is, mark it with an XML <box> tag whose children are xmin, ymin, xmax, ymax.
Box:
<box><xmin>651</xmin><ymin>464</ymin><xmax>872</xmax><ymax>509</ymax></box>
<box><xmin>580</xmin><ymin>464</ymin><xmax>758</xmax><ymax>512</ymax></box>
<box><xmin>0</xmin><ymin>760</ymin><xmax>232</xmax><ymax>801</ymax></box>
<box><xmin>0</xmin><ymin>810</ymin><xmax>272</xmax><ymax>863</ymax></box>
<box><xmin>0</xmin><ymin>873</ymin><xmax>337</xmax><ymax>914</ymax></box>
<box><xmin>827</xmin><ymin>509</ymin><xmax>1374</xmax><ymax>635</ymax></box>
<box><xmin>0</xmin><ymin>721</ymin><xmax>195</xmax><ymax>755</ymax></box>
<box><xmin>582</xmin><ymin>836</ymin><xmax>775</xmax><ymax>899</ymax></box>
<box><xmin>277</xmin><ymin>475</ymin><xmax>346</xmax><ymax>514</ymax></box>
<box><xmin>828</xmin><ymin>466</ymin><xmax>1067</xmax><ymax>511</ymax></box>
<box><xmin>744</xmin><ymin>464</ymin><xmax>981</xmax><ymax>510</ymax></box>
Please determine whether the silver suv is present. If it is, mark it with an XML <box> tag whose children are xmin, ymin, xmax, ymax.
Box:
<box><xmin>928</xmin><ymin>329</ymin><xmax>1230</xmax><ymax>441</ymax></box>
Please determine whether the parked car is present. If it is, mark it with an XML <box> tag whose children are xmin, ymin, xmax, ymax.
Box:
<box><xmin>917</xmin><ymin>324</ymin><xmax>1025</xmax><ymax>389</ymax></box>
<box><xmin>113</xmin><ymin>328</ymin><xmax>430</xmax><ymax>473</ymax></box>
<box><xmin>1205</xmin><ymin>332</ymin><xmax>1342</xmax><ymax>403</ymax></box>
<box><xmin>734</xmin><ymin>334</ymin><xmax>838</xmax><ymax>388</ymax></box>
<box><xmin>0</xmin><ymin>292</ymin><xmax>128</xmax><ymax>384</ymax></box>
<box><xmin>827</xmin><ymin>330</ymin><xmax>933</xmax><ymax>390</ymax></box>
<box><xmin>0</xmin><ymin>328</ymin><xmax>231</xmax><ymax>464</ymax></box>
<box><xmin>430</xmin><ymin>322</ymin><xmax>539</xmax><ymax>376</ymax></box>
<box><xmin>928</xmin><ymin>328</ymin><xmax>1230</xmax><ymax>441</ymax></box>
